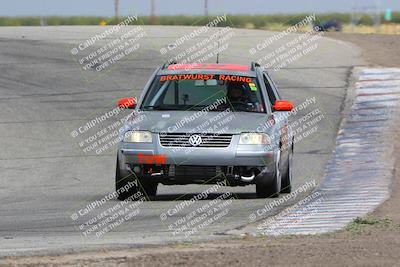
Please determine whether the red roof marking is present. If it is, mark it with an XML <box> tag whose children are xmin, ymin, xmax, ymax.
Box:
<box><xmin>167</xmin><ymin>63</ymin><xmax>249</xmax><ymax>71</ymax></box>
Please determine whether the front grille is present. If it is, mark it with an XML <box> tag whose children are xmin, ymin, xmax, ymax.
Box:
<box><xmin>159</xmin><ymin>133</ymin><xmax>232</xmax><ymax>148</ymax></box>
<box><xmin>174</xmin><ymin>165</ymin><xmax>219</xmax><ymax>177</ymax></box>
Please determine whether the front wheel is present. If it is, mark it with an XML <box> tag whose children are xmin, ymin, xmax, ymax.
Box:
<box><xmin>281</xmin><ymin>148</ymin><xmax>293</xmax><ymax>193</ymax></box>
<box><xmin>256</xmin><ymin>153</ymin><xmax>281</xmax><ymax>198</ymax></box>
<box><xmin>137</xmin><ymin>179</ymin><xmax>158</xmax><ymax>198</ymax></box>
<box><xmin>115</xmin><ymin>157</ymin><xmax>139</xmax><ymax>201</ymax></box>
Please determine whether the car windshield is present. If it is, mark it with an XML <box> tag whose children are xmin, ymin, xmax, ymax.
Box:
<box><xmin>141</xmin><ymin>74</ymin><xmax>266</xmax><ymax>113</ymax></box>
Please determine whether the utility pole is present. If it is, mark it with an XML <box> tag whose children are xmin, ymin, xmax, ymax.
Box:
<box><xmin>150</xmin><ymin>0</ymin><xmax>156</xmax><ymax>24</ymax></box>
<box><xmin>150</xmin><ymin>0</ymin><xmax>155</xmax><ymax>18</ymax></box>
<box><xmin>114</xmin><ymin>0</ymin><xmax>120</xmax><ymax>21</ymax></box>
<box><xmin>204</xmin><ymin>0</ymin><xmax>209</xmax><ymax>16</ymax></box>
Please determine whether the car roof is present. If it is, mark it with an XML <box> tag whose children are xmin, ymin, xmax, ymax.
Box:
<box><xmin>157</xmin><ymin>63</ymin><xmax>258</xmax><ymax>77</ymax></box>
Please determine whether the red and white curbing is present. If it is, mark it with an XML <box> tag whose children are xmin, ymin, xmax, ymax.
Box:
<box><xmin>258</xmin><ymin>68</ymin><xmax>400</xmax><ymax>235</ymax></box>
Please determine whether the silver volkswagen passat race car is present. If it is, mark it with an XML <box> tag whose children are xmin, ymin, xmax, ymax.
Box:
<box><xmin>115</xmin><ymin>62</ymin><xmax>294</xmax><ymax>200</ymax></box>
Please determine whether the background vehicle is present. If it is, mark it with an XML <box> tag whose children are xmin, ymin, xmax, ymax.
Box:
<box><xmin>116</xmin><ymin>62</ymin><xmax>294</xmax><ymax>200</ymax></box>
<box><xmin>314</xmin><ymin>19</ymin><xmax>343</xmax><ymax>31</ymax></box>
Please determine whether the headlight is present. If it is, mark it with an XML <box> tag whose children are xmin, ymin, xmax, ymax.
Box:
<box><xmin>123</xmin><ymin>131</ymin><xmax>152</xmax><ymax>143</ymax></box>
<box><xmin>239</xmin><ymin>133</ymin><xmax>270</xmax><ymax>145</ymax></box>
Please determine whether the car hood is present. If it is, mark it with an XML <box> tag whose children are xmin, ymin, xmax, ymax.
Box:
<box><xmin>124</xmin><ymin>110</ymin><xmax>269</xmax><ymax>134</ymax></box>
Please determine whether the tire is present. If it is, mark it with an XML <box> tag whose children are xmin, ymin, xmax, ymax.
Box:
<box><xmin>137</xmin><ymin>179</ymin><xmax>158</xmax><ymax>198</ymax></box>
<box><xmin>281</xmin><ymin>147</ymin><xmax>293</xmax><ymax>193</ymax></box>
<box><xmin>115</xmin><ymin>157</ymin><xmax>138</xmax><ymax>201</ymax></box>
<box><xmin>256</xmin><ymin>152</ymin><xmax>281</xmax><ymax>198</ymax></box>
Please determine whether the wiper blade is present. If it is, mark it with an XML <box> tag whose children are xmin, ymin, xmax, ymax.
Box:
<box><xmin>142</xmin><ymin>105</ymin><xmax>169</xmax><ymax>110</ymax></box>
<box><xmin>189</xmin><ymin>105</ymin><xmax>225</xmax><ymax>110</ymax></box>
<box><xmin>230</xmin><ymin>109</ymin><xmax>263</xmax><ymax>113</ymax></box>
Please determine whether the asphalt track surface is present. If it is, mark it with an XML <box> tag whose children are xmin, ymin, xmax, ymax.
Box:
<box><xmin>0</xmin><ymin>26</ymin><xmax>365</xmax><ymax>256</ymax></box>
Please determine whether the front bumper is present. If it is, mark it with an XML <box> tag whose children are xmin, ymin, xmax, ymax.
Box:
<box><xmin>117</xmin><ymin>134</ymin><xmax>277</xmax><ymax>183</ymax></box>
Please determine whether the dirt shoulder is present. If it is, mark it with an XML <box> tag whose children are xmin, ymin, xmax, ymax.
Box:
<box><xmin>2</xmin><ymin>33</ymin><xmax>400</xmax><ymax>267</ymax></box>
<box><xmin>325</xmin><ymin>32</ymin><xmax>400</xmax><ymax>68</ymax></box>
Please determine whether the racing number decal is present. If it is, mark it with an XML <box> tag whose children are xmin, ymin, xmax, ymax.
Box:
<box><xmin>137</xmin><ymin>154</ymin><xmax>167</xmax><ymax>164</ymax></box>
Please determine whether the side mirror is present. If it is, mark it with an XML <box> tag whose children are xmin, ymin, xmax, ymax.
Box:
<box><xmin>273</xmin><ymin>100</ymin><xmax>294</xmax><ymax>111</ymax></box>
<box><xmin>117</xmin><ymin>97</ymin><xmax>136</xmax><ymax>109</ymax></box>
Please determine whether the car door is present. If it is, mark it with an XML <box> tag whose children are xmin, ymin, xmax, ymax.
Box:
<box><xmin>263</xmin><ymin>73</ymin><xmax>290</xmax><ymax>166</ymax></box>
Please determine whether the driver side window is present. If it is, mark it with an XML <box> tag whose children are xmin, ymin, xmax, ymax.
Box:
<box><xmin>263</xmin><ymin>74</ymin><xmax>276</xmax><ymax>106</ymax></box>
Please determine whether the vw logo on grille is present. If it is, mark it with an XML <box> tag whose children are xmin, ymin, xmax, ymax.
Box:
<box><xmin>188</xmin><ymin>134</ymin><xmax>202</xmax><ymax>146</ymax></box>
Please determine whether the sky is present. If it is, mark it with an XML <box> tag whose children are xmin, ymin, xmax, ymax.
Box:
<box><xmin>1</xmin><ymin>0</ymin><xmax>399</xmax><ymax>16</ymax></box>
